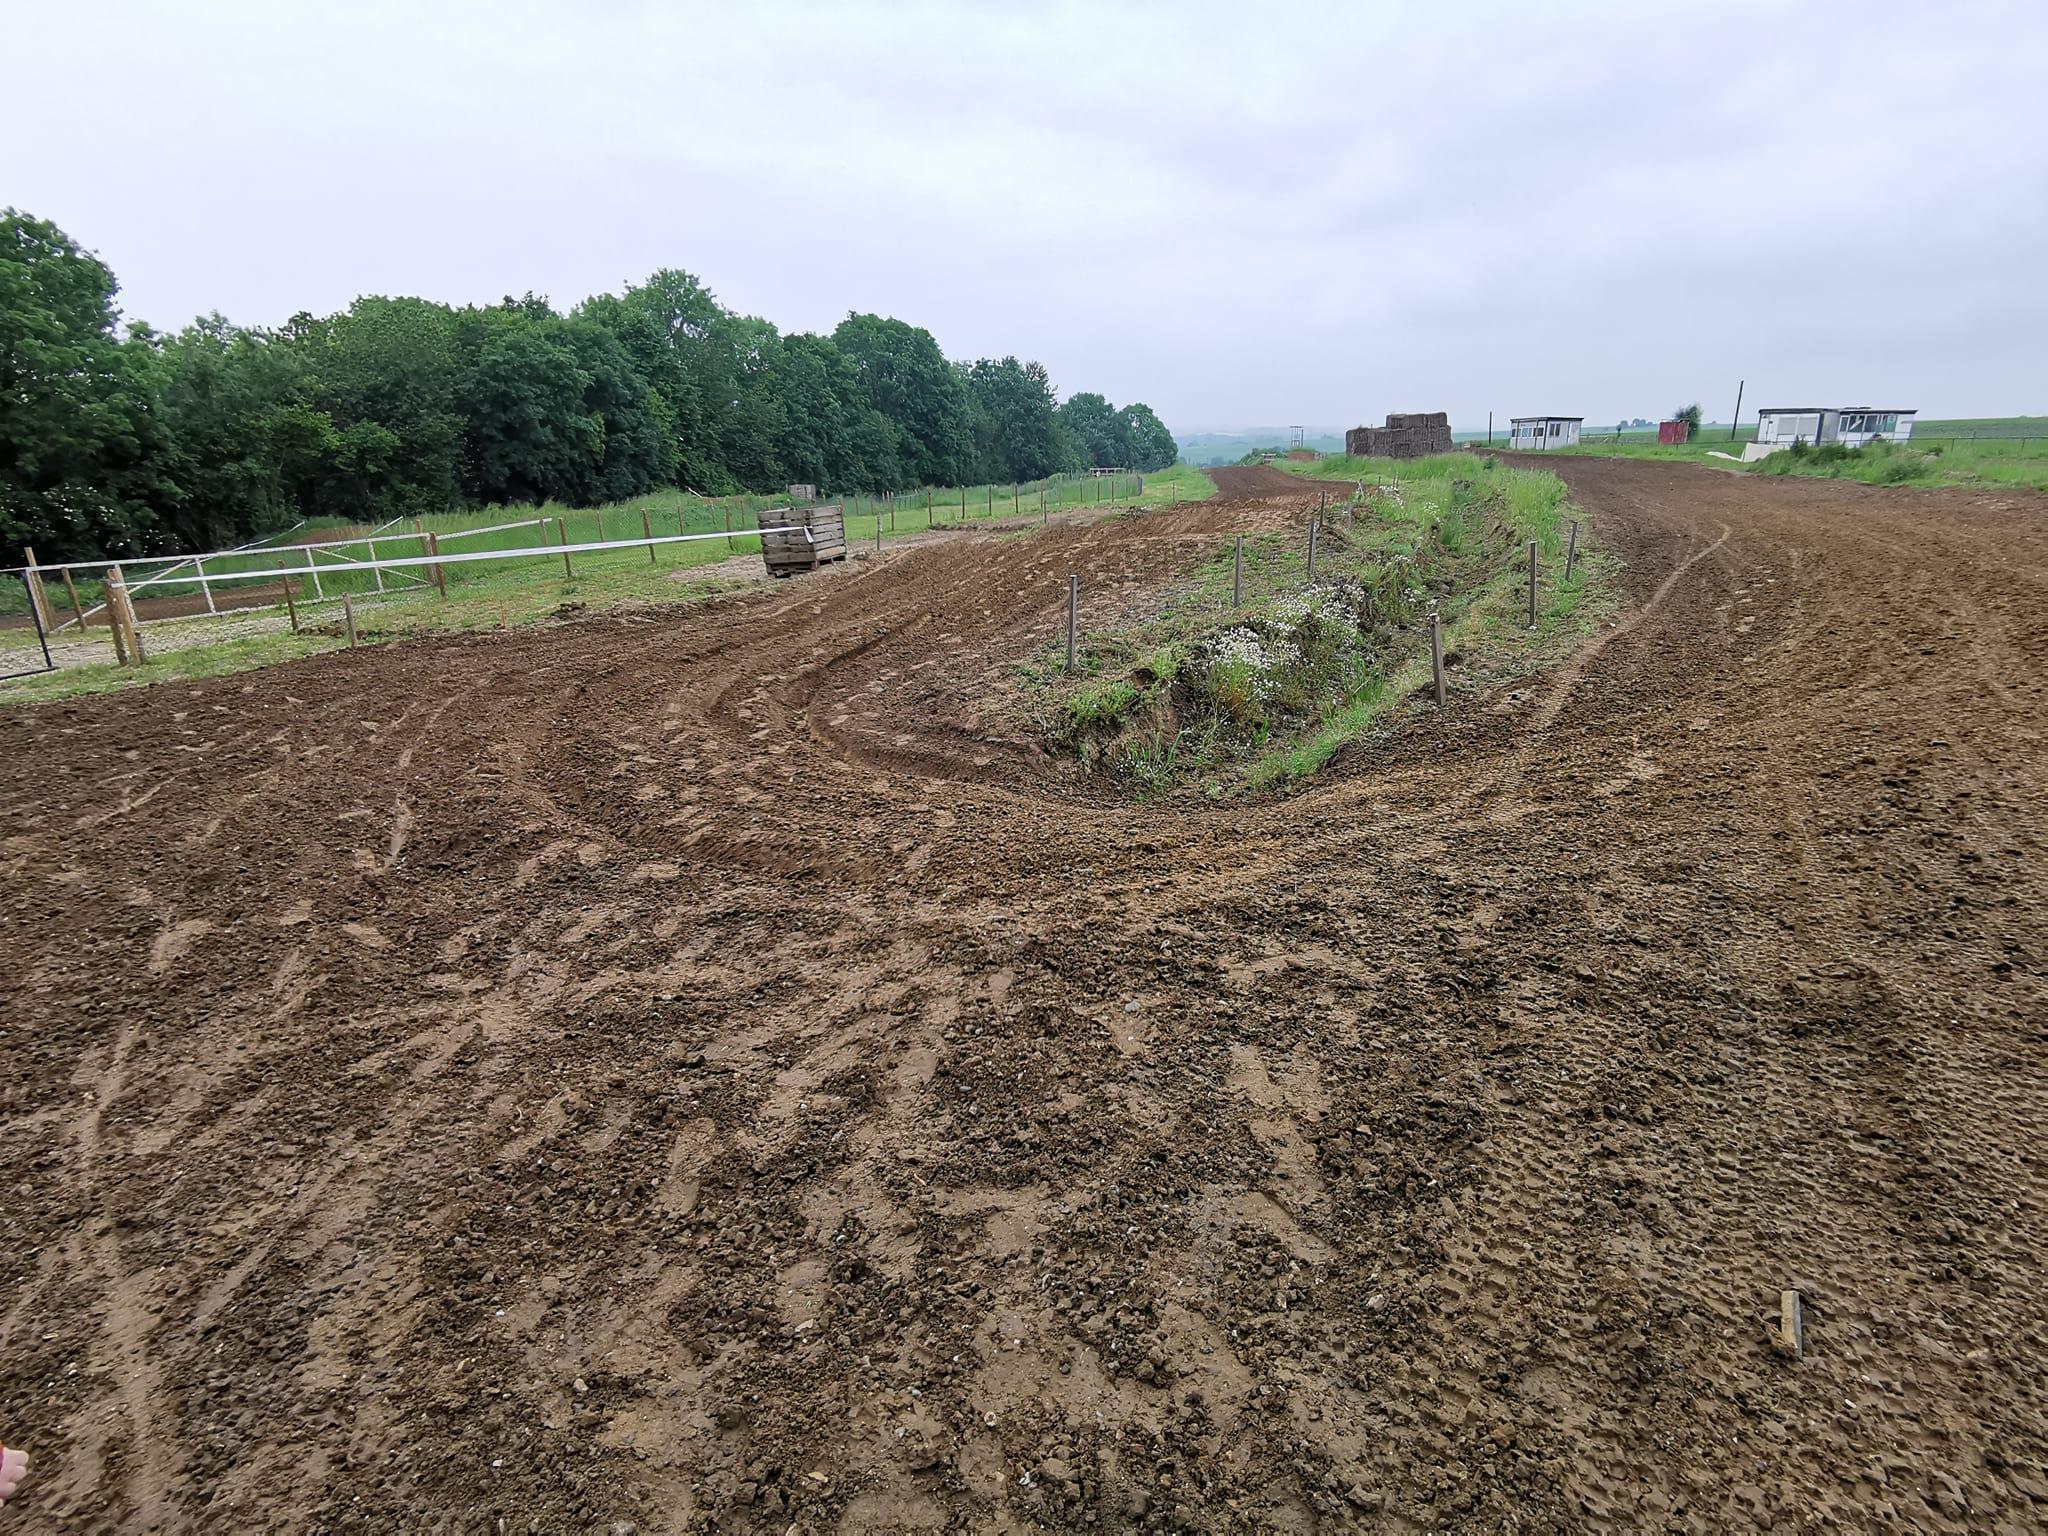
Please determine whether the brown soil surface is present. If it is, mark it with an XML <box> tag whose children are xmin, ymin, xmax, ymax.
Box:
<box><xmin>2</xmin><ymin>460</ymin><xmax>2045</xmax><ymax>1532</ymax></box>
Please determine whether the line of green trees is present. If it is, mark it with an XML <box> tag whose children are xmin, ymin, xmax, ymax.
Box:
<box><xmin>0</xmin><ymin>209</ymin><xmax>1179</xmax><ymax>564</ymax></box>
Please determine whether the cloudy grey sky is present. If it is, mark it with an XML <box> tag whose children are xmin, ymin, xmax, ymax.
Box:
<box><xmin>9</xmin><ymin>0</ymin><xmax>2045</xmax><ymax>431</ymax></box>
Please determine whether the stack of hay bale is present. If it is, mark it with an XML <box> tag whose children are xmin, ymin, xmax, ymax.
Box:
<box><xmin>1344</xmin><ymin>411</ymin><xmax>1451</xmax><ymax>459</ymax></box>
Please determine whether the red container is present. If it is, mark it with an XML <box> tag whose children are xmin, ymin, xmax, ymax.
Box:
<box><xmin>1658</xmin><ymin>419</ymin><xmax>1690</xmax><ymax>445</ymax></box>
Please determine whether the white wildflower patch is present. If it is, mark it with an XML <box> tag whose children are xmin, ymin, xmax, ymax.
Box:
<box><xmin>1268</xmin><ymin>586</ymin><xmax>1350</xmax><ymax>628</ymax></box>
<box><xmin>1204</xmin><ymin>626</ymin><xmax>1283</xmax><ymax>701</ymax></box>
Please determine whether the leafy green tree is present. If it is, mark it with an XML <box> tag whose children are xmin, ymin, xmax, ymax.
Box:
<box><xmin>145</xmin><ymin>314</ymin><xmax>334</xmax><ymax>548</ymax></box>
<box><xmin>832</xmin><ymin>314</ymin><xmax>975</xmax><ymax>485</ymax></box>
<box><xmin>4</xmin><ymin>207</ymin><xmax>1182</xmax><ymax>559</ymax></box>
<box><xmin>1116</xmin><ymin>401</ymin><xmax>1178</xmax><ymax>471</ymax></box>
<box><xmin>964</xmin><ymin>356</ymin><xmax>1066</xmax><ymax>482</ymax></box>
<box><xmin>575</xmin><ymin>269</ymin><xmax>718</xmax><ymax>488</ymax></box>
<box><xmin>1056</xmin><ymin>391</ymin><xmax>1125</xmax><ymax>468</ymax></box>
<box><xmin>1675</xmin><ymin>402</ymin><xmax>1703</xmax><ymax>436</ymax></box>
<box><xmin>0</xmin><ymin>209</ymin><xmax>168</xmax><ymax>560</ymax></box>
<box><xmin>454</xmin><ymin>307</ymin><xmax>593</xmax><ymax>505</ymax></box>
<box><xmin>564</xmin><ymin>321</ymin><xmax>675</xmax><ymax>502</ymax></box>
<box><xmin>297</xmin><ymin>296</ymin><xmax>465</xmax><ymax>517</ymax></box>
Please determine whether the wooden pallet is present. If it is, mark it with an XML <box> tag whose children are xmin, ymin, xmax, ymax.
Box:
<box><xmin>759</xmin><ymin>505</ymin><xmax>849</xmax><ymax>578</ymax></box>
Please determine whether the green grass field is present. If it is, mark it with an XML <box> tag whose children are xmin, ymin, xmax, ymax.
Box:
<box><xmin>1</xmin><ymin>465</ymin><xmax>1216</xmax><ymax>702</ymax></box>
<box><xmin>1541</xmin><ymin>416</ymin><xmax>2048</xmax><ymax>490</ymax></box>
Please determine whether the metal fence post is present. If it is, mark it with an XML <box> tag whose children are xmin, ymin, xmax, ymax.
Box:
<box><xmin>1233</xmin><ymin>534</ymin><xmax>1244</xmax><ymax>606</ymax></box>
<box><xmin>1430</xmin><ymin>604</ymin><xmax>1445</xmax><ymax>706</ymax></box>
<box><xmin>1065</xmin><ymin>574</ymin><xmax>1078</xmax><ymax>672</ymax></box>
<box><xmin>1564</xmin><ymin>520</ymin><xmax>1579</xmax><ymax>582</ymax></box>
<box><xmin>1527</xmin><ymin>540</ymin><xmax>1538</xmax><ymax>627</ymax></box>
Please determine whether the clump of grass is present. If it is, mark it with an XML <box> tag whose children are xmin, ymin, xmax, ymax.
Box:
<box><xmin>1753</xmin><ymin>438</ymin><xmax>1934</xmax><ymax>485</ymax></box>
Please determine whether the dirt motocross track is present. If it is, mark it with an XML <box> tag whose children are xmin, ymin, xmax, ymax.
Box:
<box><xmin>3</xmin><ymin>460</ymin><xmax>2045</xmax><ymax>1533</ymax></box>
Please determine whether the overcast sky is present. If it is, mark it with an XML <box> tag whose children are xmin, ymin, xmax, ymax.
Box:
<box><xmin>9</xmin><ymin>0</ymin><xmax>2045</xmax><ymax>431</ymax></box>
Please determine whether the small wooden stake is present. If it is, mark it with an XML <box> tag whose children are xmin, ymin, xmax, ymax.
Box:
<box><xmin>724</xmin><ymin>504</ymin><xmax>733</xmax><ymax>553</ymax></box>
<box><xmin>1233</xmin><ymin>534</ymin><xmax>1244</xmax><ymax>606</ymax></box>
<box><xmin>427</xmin><ymin>532</ymin><xmax>447</xmax><ymax>597</ymax></box>
<box><xmin>560</xmin><ymin>518</ymin><xmax>575</xmax><ymax>577</ymax></box>
<box><xmin>60</xmin><ymin>567</ymin><xmax>85</xmax><ymax>630</ymax></box>
<box><xmin>1065</xmin><ymin>574</ymin><xmax>1078</xmax><ymax>672</ymax></box>
<box><xmin>1527</xmin><ymin>540</ymin><xmax>1538</xmax><ymax>627</ymax></box>
<box><xmin>1778</xmin><ymin>1289</ymin><xmax>1805</xmax><ymax>1359</ymax></box>
<box><xmin>1430</xmin><ymin>606</ymin><xmax>1446</xmax><ymax>706</ymax></box>
<box><xmin>643</xmin><ymin>507</ymin><xmax>657</xmax><ymax>564</ymax></box>
<box><xmin>342</xmin><ymin>591</ymin><xmax>359</xmax><ymax>648</ymax></box>
<box><xmin>282</xmin><ymin>574</ymin><xmax>299</xmax><ymax>633</ymax></box>
<box><xmin>1565</xmin><ymin>519</ymin><xmax>1579</xmax><ymax>581</ymax></box>
<box><xmin>595</xmin><ymin>509</ymin><xmax>607</xmax><ymax>543</ymax></box>
<box><xmin>1307</xmin><ymin>518</ymin><xmax>1319</xmax><ymax>583</ymax></box>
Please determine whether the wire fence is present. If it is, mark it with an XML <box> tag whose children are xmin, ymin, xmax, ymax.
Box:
<box><xmin>1</xmin><ymin>469</ymin><xmax>1174</xmax><ymax>680</ymax></box>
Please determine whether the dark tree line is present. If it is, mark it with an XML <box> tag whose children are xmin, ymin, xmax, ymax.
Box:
<box><xmin>1</xmin><ymin>210</ymin><xmax>1179</xmax><ymax>563</ymax></box>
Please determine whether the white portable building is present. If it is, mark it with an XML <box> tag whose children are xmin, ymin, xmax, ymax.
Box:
<box><xmin>1508</xmin><ymin>416</ymin><xmax>1582</xmax><ymax>452</ymax></box>
<box><xmin>1748</xmin><ymin>407</ymin><xmax>1916</xmax><ymax>459</ymax></box>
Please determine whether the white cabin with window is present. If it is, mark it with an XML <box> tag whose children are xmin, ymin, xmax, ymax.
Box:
<box><xmin>1508</xmin><ymin>416</ymin><xmax>1582</xmax><ymax>451</ymax></box>
<box><xmin>1745</xmin><ymin>406</ymin><xmax>1916</xmax><ymax>460</ymax></box>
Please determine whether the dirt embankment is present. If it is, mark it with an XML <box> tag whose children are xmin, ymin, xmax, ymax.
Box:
<box><xmin>1</xmin><ymin>461</ymin><xmax>2045</xmax><ymax>1531</ymax></box>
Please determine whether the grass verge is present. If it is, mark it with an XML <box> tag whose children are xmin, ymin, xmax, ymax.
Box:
<box><xmin>1030</xmin><ymin>453</ymin><xmax>1613</xmax><ymax>796</ymax></box>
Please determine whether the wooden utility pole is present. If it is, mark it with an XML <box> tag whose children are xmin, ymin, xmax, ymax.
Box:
<box><xmin>1730</xmin><ymin>380</ymin><xmax>1746</xmax><ymax>441</ymax></box>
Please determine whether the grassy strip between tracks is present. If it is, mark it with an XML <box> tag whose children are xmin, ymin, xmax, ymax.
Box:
<box><xmin>1024</xmin><ymin>453</ymin><xmax>1617</xmax><ymax>797</ymax></box>
<box><xmin>0</xmin><ymin>466</ymin><xmax>1217</xmax><ymax>704</ymax></box>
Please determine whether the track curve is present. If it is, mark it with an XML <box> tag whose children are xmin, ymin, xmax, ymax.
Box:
<box><xmin>1</xmin><ymin>459</ymin><xmax>2044</xmax><ymax>1532</ymax></box>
